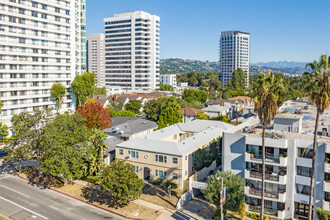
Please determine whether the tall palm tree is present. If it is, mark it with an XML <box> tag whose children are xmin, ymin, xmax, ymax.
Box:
<box><xmin>304</xmin><ymin>54</ymin><xmax>330</xmax><ymax>220</ymax></box>
<box><xmin>253</xmin><ymin>72</ymin><xmax>284</xmax><ymax>220</ymax></box>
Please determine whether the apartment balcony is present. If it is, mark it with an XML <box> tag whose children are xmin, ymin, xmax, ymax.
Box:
<box><xmin>246</xmin><ymin>204</ymin><xmax>284</xmax><ymax>219</ymax></box>
<box><xmin>244</xmin><ymin>186</ymin><xmax>286</xmax><ymax>202</ymax></box>
<box><xmin>323</xmin><ymin>200</ymin><xmax>330</xmax><ymax>210</ymax></box>
<box><xmin>324</xmin><ymin>181</ymin><xmax>330</xmax><ymax>192</ymax></box>
<box><xmin>296</xmin><ymin>175</ymin><xmax>311</xmax><ymax>186</ymax></box>
<box><xmin>295</xmin><ymin>193</ymin><xmax>311</xmax><ymax>205</ymax></box>
<box><xmin>245</xmin><ymin>152</ymin><xmax>287</xmax><ymax>166</ymax></box>
<box><xmin>245</xmin><ymin>169</ymin><xmax>287</xmax><ymax>185</ymax></box>
<box><xmin>296</xmin><ymin>157</ymin><xmax>312</xmax><ymax>168</ymax></box>
<box><xmin>325</xmin><ymin>162</ymin><xmax>330</xmax><ymax>173</ymax></box>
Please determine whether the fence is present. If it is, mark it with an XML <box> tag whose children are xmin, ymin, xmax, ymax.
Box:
<box><xmin>176</xmin><ymin>189</ymin><xmax>193</xmax><ymax>210</ymax></box>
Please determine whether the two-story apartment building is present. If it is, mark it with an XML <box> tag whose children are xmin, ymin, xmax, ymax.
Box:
<box><xmin>116</xmin><ymin>120</ymin><xmax>233</xmax><ymax>189</ymax></box>
<box><xmin>223</xmin><ymin>101</ymin><xmax>330</xmax><ymax>219</ymax></box>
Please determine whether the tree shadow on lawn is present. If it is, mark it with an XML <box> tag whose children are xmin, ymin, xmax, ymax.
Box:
<box><xmin>21</xmin><ymin>166</ymin><xmax>64</xmax><ymax>189</ymax></box>
<box><xmin>81</xmin><ymin>187</ymin><xmax>117</xmax><ymax>208</ymax></box>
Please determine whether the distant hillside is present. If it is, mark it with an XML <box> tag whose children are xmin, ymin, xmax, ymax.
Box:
<box><xmin>252</xmin><ymin>61</ymin><xmax>307</xmax><ymax>69</ymax></box>
<box><xmin>160</xmin><ymin>58</ymin><xmax>305</xmax><ymax>76</ymax></box>
<box><xmin>160</xmin><ymin>58</ymin><xmax>219</xmax><ymax>74</ymax></box>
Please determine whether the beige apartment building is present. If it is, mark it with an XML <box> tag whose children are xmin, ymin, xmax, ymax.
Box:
<box><xmin>116</xmin><ymin>120</ymin><xmax>233</xmax><ymax>189</ymax></box>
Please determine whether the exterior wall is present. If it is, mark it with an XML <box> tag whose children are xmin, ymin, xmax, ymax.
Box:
<box><xmin>160</xmin><ymin>74</ymin><xmax>177</xmax><ymax>88</ymax></box>
<box><xmin>115</xmin><ymin>147</ymin><xmax>184</xmax><ymax>188</ymax></box>
<box><xmin>129</xmin><ymin>128</ymin><xmax>156</xmax><ymax>139</ymax></box>
<box><xmin>87</xmin><ymin>33</ymin><xmax>105</xmax><ymax>87</ymax></box>
<box><xmin>0</xmin><ymin>0</ymin><xmax>85</xmax><ymax>127</ymax></box>
<box><xmin>104</xmin><ymin>11</ymin><xmax>160</xmax><ymax>90</ymax></box>
<box><xmin>219</xmin><ymin>30</ymin><xmax>249</xmax><ymax>87</ymax></box>
<box><xmin>274</xmin><ymin>118</ymin><xmax>302</xmax><ymax>133</ymax></box>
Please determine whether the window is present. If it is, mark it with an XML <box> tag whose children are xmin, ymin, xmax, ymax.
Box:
<box><xmin>155</xmin><ymin>154</ymin><xmax>167</xmax><ymax>163</ymax></box>
<box><xmin>185</xmin><ymin>155</ymin><xmax>188</xmax><ymax>160</ymax></box>
<box><xmin>42</xmin><ymin>4</ymin><xmax>47</xmax><ymax>10</ymax></box>
<box><xmin>128</xmin><ymin>150</ymin><xmax>139</xmax><ymax>158</ymax></box>
<box><xmin>133</xmin><ymin>166</ymin><xmax>139</xmax><ymax>173</ymax></box>
<box><xmin>185</xmin><ymin>171</ymin><xmax>187</xmax><ymax>176</ymax></box>
<box><xmin>173</xmin><ymin>173</ymin><xmax>178</xmax><ymax>180</ymax></box>
<box><xmin>155</xmin><ymin>169</ymin><xmax>167</xmax><ymax>178</ymax></box>
<box><xmin>173</xmin><ymin>157</ymin><xmax>178</xmax><ymax>164</ymax></box>
<box><xmin>31</xmin><ymin>11</ymin><xmax>38</xmax><ymax>17</ymax></box>
<box><xmin>41</xmin><ymin>13</ymin><xmax>47</xmax><ymax>19</ymax></box>
<box><xmin>32</xmin><ymin>2</ymin><xmax>38</xmax><ymax>8</ymax></box>
<box><xmin>55</xmin><ymin>7</ymin><xmax>60</xmax><ymax>13</ymax></box>
<box><xmin>19</xmin><ymin>8</ymin><xmax>25</xmax><ymax>14</ymax></box>
<box><xmin>55</xmin><ymin>16</ymin><xmax>60</xmax><ymax>22</ymax></box>
<box><xmin>119</xmin><ymin>149</ymin><xmax>123</xmax><ymax>155</ymax></box>
<box><xmin>297</xmin><ymin>166</ymin><xmax>312</xmax><ymax>177</ymax></box>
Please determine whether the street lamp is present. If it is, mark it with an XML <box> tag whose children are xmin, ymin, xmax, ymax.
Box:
<box><xmin>217</xmin><ymin>177</ymin><xmax>224</xmax><ymax>220</ymax></box>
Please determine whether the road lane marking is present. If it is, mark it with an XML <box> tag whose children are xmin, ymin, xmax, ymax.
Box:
<box><xmin>0</xmin><ymin>196</ymin><xmax>48</xmax><ymax>219</ymax></box>
<box><xmin>49</xmin><ymin>205</ymin><xmax>59</xmax><ymax>211</ymax></box>
<box><xmin>0</xmin><ymin>184</ymin><xmax>30</xmax><ymax>198</ymax></box>
<box><xmin>0</xmin><ymin>212</ymin><xmax>12</xmax><ymax>220</ymax></box>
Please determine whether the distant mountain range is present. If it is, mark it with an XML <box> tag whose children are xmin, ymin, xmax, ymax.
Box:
<box><xmin>160</xmin><ymin>58</ymin><xmax>307</xmax><ymax>76</ymax></box>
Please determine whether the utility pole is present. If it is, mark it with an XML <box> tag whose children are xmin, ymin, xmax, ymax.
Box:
<box><xmin>221</xmin><ymin>177</ymin><xmax>224</xmax><ymax>220</ymax></box>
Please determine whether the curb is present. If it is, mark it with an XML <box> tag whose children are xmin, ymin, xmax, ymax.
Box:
<box><xmin>14</xmin><ymin>173</ymin><xmax>143</xmax><ymax>220</ymax></box>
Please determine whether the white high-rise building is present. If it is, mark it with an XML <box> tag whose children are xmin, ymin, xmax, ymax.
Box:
<box><xmin>219</xmin><ymin>30</ymin><xmax>250</xmax><ymax>87</ymax></box>
<box><xmin>0</xmin><ymin>0</ymin><xmax>86</xmax><ymax>126</ymax></box>
<box><xmin>104</xmin><ymin>11</ymin><xmax>160</xmax><ymax>91</ymax></box>
<box><xmin>87</xmin><ymin>33</ymin><xmax>105</xmax><ymax>87</ymax></box>
<box><xmin>160</xmin><ymin>74</ymin><xmax>177</xmax><ymax>89</ymax></box>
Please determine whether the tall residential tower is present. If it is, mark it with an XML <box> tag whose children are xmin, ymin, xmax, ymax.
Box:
<box><xmin>87</xmin><ymin>33</ymin><xmax>105</xmax><ymax>87</ymax></box>
<box><xmin>219</xmin><ymin>30</ymin><xmax>250</xmax><ymax>87</ymax></box>
<box><xmin>104</xmin><ymin>11</ymin><xmax>160</xmax><ymax>91</ymax></box>
<box><xmin>0</xmin><ymin>0</ymin><xmax>86</xmax><ymax>126</ymax></box>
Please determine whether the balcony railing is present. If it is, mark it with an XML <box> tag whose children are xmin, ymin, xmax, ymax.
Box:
<box><xmin>248</xmin><ymin>188</ymin><xmax>282</xmax><ymax>199</ymax></box>
<box><xmin>249</xmin><ymin>170</ymin><xmax>280</xmax><ymax>182</ymax></box>
<box><xmin>248</xmin><ymin>205</ymin><xmax>279</xmax><ymax>217</ymax></box>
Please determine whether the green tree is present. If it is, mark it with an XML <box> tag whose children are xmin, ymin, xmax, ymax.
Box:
<box><xmin>231</xmin><ymin>68</ymin><xmax>246</xmax><ymax>89</ymax></box>
<box><xmin>196</xmin><ymin>111</ymin><xmax>209</xmax><ymax>120</ymax></box>
<box><xmin>157</xmin><ymin>97</ymin><xmax>182</xmax><ymax>129</ymax></box>
<box><xmin>304</xmin><ymin>55</ymin><xmax>330</xmax><ymax>220</ymax></box>
<box><xmin>159</xmin><ymin>83</ymin><xmax>174</xmax><ymax>91</ymax></box>
<box><xmin>182</xmin><ymin>89</ymin><xmax>208</xmax><ymax>104</ymax></box>
<box><xmin>109</xmin><ymin>108</ymin><xmax>137</xmax><ymax>118</ymax></box>
<box><xmin>100</xmin><ymin>160</ymin><xmax>143</xmax><ymax>206</ymax></box>
<box><xmin>124</xmin><ymin>100</ymin><xmax>142</xmax><ymax>114</ymax></box>
<box><xmin>316</xmin><ymin>208</ymin><xmax>330</xmax><ymax>220</ymax></box>
<box><xmin>202</xmin><ymin>171</ymin><xmax>244</xmax><ymax>212</ymax></box>
<box><xmin>39</xmin><ymin>113</ymin><xmax>92</xmax><ymax>184</ymax></box>
<box><xmin>253</xmin><ymin>72</ymin><xmax>284</xmax><ymax>219</ymax></box>
<box><xmin>5</xmin><ymin>107</ymin><xmax>54</xmax><ymax>161</ymax></box>
<box><xmin>72</xmin><ymin>72</ymin><xmax>97</xmax><ymax>106</ymax></box>
<box><xmin>94</xmin><ymin>87</ymin><xmax>107</xmax><ymax>96</ymax></box>
<box><xmin>88</xmin><ymin>128</ymin><xmax>108</xmax><ymax>176</ymax></box>
<box><xmin>0</xmin><ymin>122</ymin><xmax>9</xmax><ymax>143</ymax></box>
<box><xmin>187</xmin><ymin>71</ymin><xmax>198</xmax><ymax>86</ymax></box>
<box><xmin>51</xmin><ymin>82</ymin><xmax>66</xmax><ymax>111</ymax></box>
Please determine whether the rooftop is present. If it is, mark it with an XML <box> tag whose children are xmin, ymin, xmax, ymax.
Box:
<box><xmin>180</xmin><ymin>107</ymin><xmax>204</xmax><ymax>116</ymax></box>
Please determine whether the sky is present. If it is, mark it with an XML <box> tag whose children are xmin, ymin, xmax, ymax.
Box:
<box><xmin>86</xmin><ymin>0</ymin><xmax>330</xmax><ymax>63</ymax></box>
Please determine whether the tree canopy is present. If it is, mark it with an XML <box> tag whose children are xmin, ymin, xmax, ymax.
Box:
<box><xmin>72</xmin><ymin>72</ymin><xmax>97</xmax><ymax>106</ymax></box>
<box><xmin>100</xmin><ymin>160</ymin><xmax>143</xmax><ymax>207</ymax></box>
<box><xmin>182</xmin><ymin>89</ymin><xmax>208</xmax><ymax>104</ymax></box>
<box><xmin>109</xmin><ymin>108</ymin><xmax>137</xmax><ymax>118</ymax></box>
<box><xmin>94</xmin><ymin>87</ymin><xmax>107</xmax><ymax>96</ymax></box>
<box><xmin>159</xmin><ymin>83</ymin><xmax>174</xmax><ymax>91</ymax></box>
<box><xmin>196</xmin><ymin>111</ymin><xmax>209</xmax><ymax>120</ymax></box>
<box><xmin>230</xmin><ymin>68</ymin><xmax>246</xmax><ymax>89</ymax></box>
<box><xmin>202</xmin><ymin>171</ymin><xmax>244</xmax><ymax>212</ymax></box>
<box><xmin>76</xmin><ymin>102</ymin><xmax>111</xmax><ymax>130</ymax></box>
<box><xmin>124</xmin><ymin>100</ymin><xmax>142</xmax><ymax>114</ymax></box>
<box><xmin>51</xmin><ymin>82</ymin><xmax>66</xmax><ymax>110</ymax></box>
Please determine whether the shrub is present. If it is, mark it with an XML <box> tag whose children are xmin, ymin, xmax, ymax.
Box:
<box><xmin>162</xmin><ymin>180</ymin><xmax>178</xmax><ymax>189</ymax></box>
<box><xmin>239</xmin><ymin>204</ymin><xmax>246</xmax><ymax>220</ymax></box>
<box><xmin>151</xmin><ymin>178</ymin><xmax>163</xmax><ymax>185</ymax></box>
<box><xmin>246</xmin><ymin>212</ymin><xmax>259</xmax><ymax>220</ymax></box>
<box><xmin>317</xmin><ymin>207</ymin><xmax>330</xmax><ymax>220</ymax></box>
<box><xmin>83</xmin><ymin>176</ymin><xmax>101</xmax><ymax>184</ymax></box>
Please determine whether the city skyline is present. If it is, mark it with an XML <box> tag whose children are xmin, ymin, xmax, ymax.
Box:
<box><xmin>86</xmin><ymin>0</ymin><xmax>330</xmax><ymax>63</ymax></box>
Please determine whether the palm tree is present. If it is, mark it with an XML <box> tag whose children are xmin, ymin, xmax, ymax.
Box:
<box><xmin>253</xmin><ymin>72</ymin><xmax>284</xmax><ymax>220</ymax></box>
<box><xmin>304</xmin><ymin>54</ymin><xmax>330</xmax><ymax>220</ymax></box>
<box><xmin>89</xmin><ymin>128</ymin><xmax>108</xmax><ymax>176</ymax></box>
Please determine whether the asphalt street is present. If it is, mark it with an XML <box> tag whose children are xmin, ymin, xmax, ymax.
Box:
<box><xmin>0</xmin><ymin>174</ymin><xmax>124</xmax><ymax>220</ymax></box>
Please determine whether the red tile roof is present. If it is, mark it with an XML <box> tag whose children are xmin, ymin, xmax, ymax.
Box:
<box><xmin>180</xmin><ymin>107</ymin><xmax>204</xmax><ymax>116</ymax></box>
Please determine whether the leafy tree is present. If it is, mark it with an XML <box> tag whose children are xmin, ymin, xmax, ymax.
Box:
<box><xmin>0</xmin><ymin>122</ymin><xmax>9</xmax><ymax>143</ymax></box>
<box><xmin>88</xmin><ymin>128</ymin><xmax>108</xmax><ymax>176</ymax></box>
<box><xmin>39</xmin><ymin>113</ymin><xmax>92</xmax><ymax>184</ymax></box>
<box><xmin>231</xmin><ymin>68</ymin><xmax>246</xmax><ymax>89</ymax></box>
<box><xmin>178</xmin><ymin>99</ymin><xmax>205</xmax><ymax>109</ymax></box>
<box><xmin>95</xmin><ymin>87</ymin><xmax>107</xmax><ymax>96</ymax></box>
<box><xmin>187</xmin><ymin>71</ymin><xmax>198</xmax><ymax>86</ymax></box>
<box><xmin>76</xmin><ymin>102</ymin><xmax>111</xmax><ymax>130</ymax></box>
<box><xmin>143</xmin><ymin>99</ymin><xmax>162</xmax><ymax>121</ymax></box>
<box><xmin>210</xmin><ymin>115</ymin><xmax>230</xmax><ymax>123</ymax></box>
<box><xmin>304</xmin><ymin>55</ymin><xmax>330</xmax><ymax>220</ymax></box>
<box><xmin>5</xmin><ymin>107</ymin><xmax>54</xmax><ymax>161</ymax></box>
<box><xmin>316</xmin><ymin>208</ymin><xmax>330</xmax><ymax>220</ymax></box>
<box><xmin>196</xmin><ymin>111</ymin><xmax>209</xmax><ymax>120</ymax></box>
<box><xmin>252</xmin><ymin>72</ymin><xmax>284</xmax><ymax>219</ymax></box>
<box><xmin>194</xmin><ymin>149</ymin><xmax>204</xmax><ymax>171</ymax></box>
<box><xmin>100</xmin><ymin>160</ymin><xmax>143</xmax><ymax>206</ymax></box>
<box><xmin>182</xmin><ymin>89</ymin><xmax>208</xmax><ymax>104</ymax></box>
<box><xmin>124</xmin><ymin>100</ymin><xmax>142</xmax><ymax>114</ymax></box>
<box><xmin>109</xmin><ymin>100</ymin><xmax>124</xmax><ymax>111</ymax></box>
<box><xmin>159</xmin><ymin>83</ymin><xmax>174</xmax><ymax>91</ymax></box>
<box><xmin>72</xmin><ymin>72</ymin><xmax>97</xmax><ymax>106</ymax></box>
<box><xmin>109</xmin><ymin>108</ymin><xmax>136</xmax><ymax>118</ymax></box>
<box><xmin>202</xmin><ymin>171</ymin><xmax>244</xmax><ymax>212</ymax></box>
<box><xmin>51</xmin><ymin>82</ymin><xmax>66</xmax><ymax>111</ymax></box>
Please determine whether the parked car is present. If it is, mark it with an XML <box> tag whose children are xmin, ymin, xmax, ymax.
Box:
<box><xmin>0</xmin><ymin>150</ymin><xmax>7</xmax><ymax>157</ymax></box>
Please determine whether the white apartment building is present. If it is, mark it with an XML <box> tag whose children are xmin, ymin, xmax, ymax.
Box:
<box><xmin>219</xmin><ymin>30</ymin><xmax>249</xmax><ymax>87</ymax></box>
<box><xmin>222</xmin><ymin>101</ymin><xmax>330</xmax><ymax>219</ymax></box>
<box><xmin>0</xmin><ymin>0</ymin><xmax>86</xmax><ymax>126</ymax></box>
<box><xmin>87</xmin><ymin>33</ymin><xmax>105</xmax><ymax>87</ymax></box>
<box><xmin>104</xmin><ymin>11</ymin><xmax>160</xmax><ymax>91</ymax></box>
<box><xmin>160</xmin><ymin>74</ymin><xmax>176</xmax><ymax>88</ymax></box>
